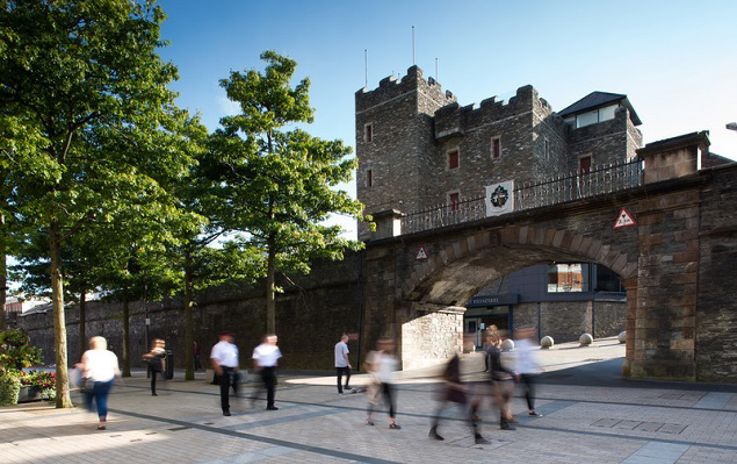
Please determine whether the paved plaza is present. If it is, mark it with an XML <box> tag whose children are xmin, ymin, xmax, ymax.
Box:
<box><xmin>2</xmin><ymin>338</ymin><xmax>737</xmax><ymax>464</ymax></box>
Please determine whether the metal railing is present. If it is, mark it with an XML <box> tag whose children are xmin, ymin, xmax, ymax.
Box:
<box><xmin>401</xmin><ymin>159</ymin><xmax>643</xmax><ymax>234</ymax></box>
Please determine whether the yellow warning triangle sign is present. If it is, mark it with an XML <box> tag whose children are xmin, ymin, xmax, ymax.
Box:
<box><xmin>613</xmin><ymin>207</ymin><xmax>637</xmax><ymax>229</ymax></box>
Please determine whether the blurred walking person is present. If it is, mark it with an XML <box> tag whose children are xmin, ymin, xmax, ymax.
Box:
<box><xmin>365</xmin><ymin>337</ymin><xmax>401</xmax><ymax>429</ymax></box>
<box><xmin>515</xmin><ymin>327</ymin><xmax>543</xmax><ymax>417</ymax></box>
<box><xmin>488</xmin><ymin>332</ymin><xmax>518</xmax><ymax>430</ymax></box>
<box><xmin>253</xmin><ymin>334</ymin><xmax>282</xmax><ymax>410</ymax></box>
<box><xmin>143</xmin><ymin>338</ymin><xmax>166</xmax><ymax>396</ymax></box>
<box><xmin>429</xmin><ymin>339</ymin><xmax>489</xmax><ymax>444</ymax></box>
<box><xmin>211</xmin><ymin>332</ymin><xmax>239</xmax><ymax>416</ymax></box>
<box><xmin>335</xmin><ymin>334</ymin><xmax>352</xmax><ymax>394</ymax></box>
<box><xmin>80</xmin><ymin>336</ymin><xmax>121</xmax><ymax>430</ymax></box>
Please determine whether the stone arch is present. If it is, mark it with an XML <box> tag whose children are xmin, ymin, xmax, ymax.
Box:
<box><xmin>402</xmin><ymin>225</ymin><xmax>638</xmax><ymax>305</ymax></box>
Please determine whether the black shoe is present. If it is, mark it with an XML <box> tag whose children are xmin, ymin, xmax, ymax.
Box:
<box><xmin>152</xmin><ymin>392</ymin><xmax>158</xmax><ymax>396</ymax></box>
<box><xmin>266</xmin><ymin>406</ymin><xmax>279</xmax><ymax>411</ymax></box>
<box><xmin>474</xmin><ymin>434</ymin><xmax>490</xmax><ymax>445</ymax></box>
<box><xmin>529</xmin><ymin>411</ymin><xmax>542</xmax><ymax>417</ymax></box>
<box><xmin>500</xmin><ymin>422</ymin><xmax>515</xmax><ymax>430</ymax></box>
<box><xmin>223</xmin><ymin>411</ymin><xmax>231</xmax><ymax>416</ymax></box>
<box><xmin>429</xmin><ymin>428</ymin><xmax>444</xmax><ymax>441</ymax></box>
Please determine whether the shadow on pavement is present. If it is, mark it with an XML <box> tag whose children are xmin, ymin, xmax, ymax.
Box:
<box><xmin>538</xmin><ymin>356</ymin><xmax>737</xmax><ymax>392</ymax></box>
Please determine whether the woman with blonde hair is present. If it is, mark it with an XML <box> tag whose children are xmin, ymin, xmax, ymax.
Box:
<box><xmin>80</xmin><ymin>336</ymin><xmax>121</xmax><ymax>430</ymax></box>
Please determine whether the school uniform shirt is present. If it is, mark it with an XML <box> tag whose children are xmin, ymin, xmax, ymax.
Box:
<box><xmin>210</xmin><ymin>341</ymin><xmax>239</xmax><ymax>368</ymax></box>
<box><xmin>334</xmin><ymin>341</ymin><xmax>350</xmax><ymax>368</ymax></box>
<box><xmin>252</xmin><ymin>343</ymin><xmax>282</xmax><ymax>367</ymax></box>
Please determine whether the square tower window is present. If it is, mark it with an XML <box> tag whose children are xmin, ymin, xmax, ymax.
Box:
<box><xmin>579</xmin><ymin>155</ymin><xmax>592</xmax><ymax>174</ymax></box>
<box><xmin>447</xmin><ymin>148</ymin><xmax>460</xmax><ymax>170</ymax></box>
<box><xmin>364</xmin><ymin>123</ymin><xmax>374</xmax><ymax>143</ymax></box>
<box><xmin>448</xmin><ymin>191</ymin><xmax>460</xmax><ymax>211</ymax></box>
<box><xmin>491</xmin><ymin>136</ymin><xmax>502</xmax><ymax>160</ymax></box>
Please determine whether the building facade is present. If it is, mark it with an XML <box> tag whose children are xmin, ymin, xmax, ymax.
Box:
<box><xmin>355</xmin><ymin>66</ymin><xmax>641</xmax><ymax>342</ymax></box>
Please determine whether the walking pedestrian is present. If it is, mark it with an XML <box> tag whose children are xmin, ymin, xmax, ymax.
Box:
<box><xmin>487</xmin><ymin>332</ymin><xmax>518</xmax><ymax>430</ymax></box>
<box><xmin>365</xmin><ymin>337</ymin><xmax>401</xmax><ymax>429</ymax></box>
<box><xmin>334</xmin><ymin>334</ymin><xmax>352</xmax><ymax>394</ymax></box>
<box><xmin>80</xmin><ymin>336</ymin><xmax>121</xmax><ymax>430</ymax></box>
<box><xmin>143</xmin><ymin>338</ymin><xmax>166</xmax><ymax>396</ymax></box>
<box><xmin>210</xmin><ymin>332</ymin><xmax>239</xmax><ymax>416</ymax></box>
<box><xmin>252</xmin><ymin>334</ymin><xmax>282</xmax><ymax>411</ymax></box>
<box><xmin>514</xmin><ymin>327</ymin><xmax>543</xmax><ymax>417</ymax></box>
<box><xmin>429</xmin><ymin>344</ymin><xmax>490</xmax><ymax>445</ymax></box>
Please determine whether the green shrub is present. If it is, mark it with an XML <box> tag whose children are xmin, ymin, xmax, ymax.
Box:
<box><xmin>0</xmin><ymin>372</ymin><xmax>21</xmax><ymax>406</ymax></box>
<box><xmin>0</xmin><ymin>329</ymin><xmax>43</xmax><ymax>370</ymax></box>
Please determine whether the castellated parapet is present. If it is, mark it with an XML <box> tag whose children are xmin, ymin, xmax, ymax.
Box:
<box><xmin>355</xmin><ymin>66</ymin><xmax>643</xmax><ymax>240</ymax></box>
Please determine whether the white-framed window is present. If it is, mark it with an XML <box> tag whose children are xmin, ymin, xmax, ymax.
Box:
<box><xmin>364</xmin><ymin>123</ymin><xmax>374</xmax><ymax>143</ymax></box>
<box><xmin>447</xmin><ymin>148</ymin><xmax>460</xmax><ymax>170</ymax></box>
<box><xmin>491</xmin><ymin>136</ymin><xmax>502</xmax><ymax>160</ymax></box>
<box><xmin>567</xmin><ymin>104</ymin><xmax>620</xmax><ymax>129</ymax></box>
<box><xmin>448</xmin><ymin>190</ymin><xmax>460</xmax><ymax>211</ymax></box>
<box><xmin>547</xmin><ymin>263</ymin><xmax>585</xmax><ymax>293</ymax></box>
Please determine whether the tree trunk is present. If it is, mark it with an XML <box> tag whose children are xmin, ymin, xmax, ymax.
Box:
<box><xmin>0</xmin><ymin>214</ymin><xmax>6</xmax><ymax>331</ymax></box>
<box><xmin>122</xmin><ymin>294</ymin><xmax>131</xmax><ymax>377</ymax></box>
<box><xmin>266</xmin><ymin>244</ymin><xmax>276</xmax><ymax>335</ymax></box>
<box><xmin>78</xmin><ymin>290</ymin><xmax>86</xmax><ymax>361</ymax></box>
<box><xmin>50</xmin><ymin>223</ymin><xmax>73</xmax><ymax>408</ymax></box>
<box><xmin>183</xmin><ymin>265</ymin><xmax>194</xmax><ymax>381</ymax></box>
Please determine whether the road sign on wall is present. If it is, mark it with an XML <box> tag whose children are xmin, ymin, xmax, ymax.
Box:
<box><xmin>613</xmin><ymin>207</ymin><xmax>637</xmax><ymax>229</ymax></box>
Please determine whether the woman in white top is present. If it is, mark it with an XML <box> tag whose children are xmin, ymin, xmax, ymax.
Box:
<box><xmin>80</xmin><ymin>336</ymin><xmax>121</xmax><ymax>430</ymax></box>
<box><xmin>365</xmin><ymin>337</ymin><xmax>401</xmax><ymax>429</ymax></box>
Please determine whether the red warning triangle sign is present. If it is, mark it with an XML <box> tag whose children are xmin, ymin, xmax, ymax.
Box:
<box><xmin>416</xmin><ymin>246</ymin><xmax>428</xmax><ymax>260</ymax></box>
<box><xmin>613</xmin><ymin>207</ymin><xmax>637</xmax><ymax>229</ymax></box>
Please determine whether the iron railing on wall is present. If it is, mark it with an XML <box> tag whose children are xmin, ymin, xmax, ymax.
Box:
<box><xmin>401</xmin><ymin>159</ymin><xmax>643</xmax><ymax>235</ymax></box>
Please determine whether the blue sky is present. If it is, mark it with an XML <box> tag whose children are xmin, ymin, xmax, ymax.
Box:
<box><xmin>157</xmin><ymin>0</ymin><xmax>737</xmax><ymax>236</ymax></box>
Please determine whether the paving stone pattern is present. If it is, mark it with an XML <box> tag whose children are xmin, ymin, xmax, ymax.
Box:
<box><xmin>3</xmin><ymin>368</ymin><xmax>737</xmax><ymax>464</ymax></box>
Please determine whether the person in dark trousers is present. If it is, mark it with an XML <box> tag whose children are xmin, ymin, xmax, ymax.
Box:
<box><xmin>210</xmin><ymin>332</ymin><xmax>239</xmax><ymax>416</ymax></box>
<box><xmin>252</xmin><ymin>334</ymin><xmax>282</xmax><ymax>410</ymax></box>
<box><xmin>143</xmin><ymin>338</ymin><xmax>166</xmax><ymax>396</ymax></box>
<box><xmin>487</xmin><ymin>332</ymin><xmax>518</xmax><ymax>430</ymax></box>
<box><xmin>429</xmin><ymin>345</ymin><xmax>490</xmax><ymax>445</ymax></box>
<box><xmin>334</xmin><ymin>334</ymin><xmax>352</xmax><ymax>394</ymax></box>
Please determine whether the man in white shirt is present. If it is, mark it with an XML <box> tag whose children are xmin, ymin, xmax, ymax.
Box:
<box><xmin>334</xmin><ymin>334</ymin><xmax>352</xmax><ymax>394</ymax></box>
<box><xmin>211</xmin><ymin>332</ymin><xmax>239</xmax><ymax>416</ymax></box>
<box><xmin>514</xmin><ymin>327</ymin><xmax>543</xmax><ymax>417</ymax></box>
<box><xmin>253</xmin><ymin>334</ymin><xmax>282</xmax><ymax>411</ymax></box>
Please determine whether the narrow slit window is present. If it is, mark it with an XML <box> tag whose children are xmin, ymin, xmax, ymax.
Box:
<box><xmin>366</xmin><ymin>169</ymin><xmax>373</xmax><ymax>187</ymax></box>
<box><xmin>364</xmin><ymin>123</ymin><xmax>373</xmax><ymax>143</ymax></box>
<box><xmin>449</xmin><ymin>191</ymin><xmax>460</xmax><ymax>211</ymax></box>
<box><xmin>491</xmin><ymin>136</ymin><xmax>502</xmax><ymax>159</ymax></box>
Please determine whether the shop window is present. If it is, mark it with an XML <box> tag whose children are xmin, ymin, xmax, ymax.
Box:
<box><xmin>547</xmin><ymin>263</ymin><xmax>584</xmax><ymax>293</ymax></box>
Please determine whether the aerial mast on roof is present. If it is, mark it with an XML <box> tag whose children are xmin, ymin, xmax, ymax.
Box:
<box><xmin>411</xmin><ymin>26</ymin><xmax>415</xmax><ymax>65</ymax></box>
<box><xmin>364</xmin><ymin>49</ymin><xmax>368</xmax><ymax>88</ymax></box>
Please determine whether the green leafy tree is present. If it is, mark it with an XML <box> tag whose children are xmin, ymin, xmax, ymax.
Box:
<box><xmin>0</xmin><ymin>0</ymin><xmax>194</xmax><ymax>407</ymax></box>
<box><xmin>208</xmin><ymin>51</ymin><xmax>365</xmax><ymax>334</ymax></box>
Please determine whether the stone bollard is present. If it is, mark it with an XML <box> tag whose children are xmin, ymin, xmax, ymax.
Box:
<box><xmin>540</xmin><ymin>336</ymin><xmax>554</xmax><ymax>349</ymax></box>
<box><xmin>618</xmin><ymin>331</ymin><xmax>626</xmax><ymax>344</ymax></box>
<box><xmin>501</xmin><ymin>339</ymin><xmax>515</xmax><ymax>351</ymax></box>
<box><xmin>579</xmin><ymin>333</ymin><xmax>593</xmax><ymax>346</ymax></box>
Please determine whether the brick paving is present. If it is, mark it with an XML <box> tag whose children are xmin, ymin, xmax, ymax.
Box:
<box><xmin>3</xmin><ymin>338</ymin><xmax>737</xmax><ymax>463</ymax></box>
